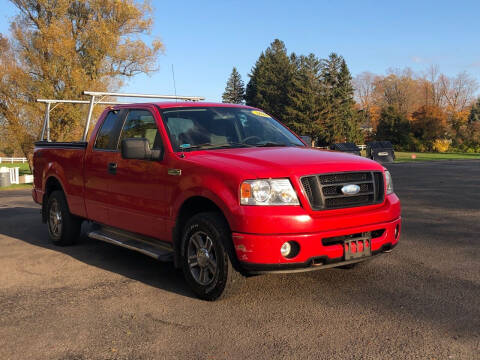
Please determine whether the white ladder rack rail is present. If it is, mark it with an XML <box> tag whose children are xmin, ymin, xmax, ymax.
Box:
<box><xmin>82</xmin><ymin>91</ymin><xmax>205</xmax><ymax>141</ymax></box>
<box><xmin>37</xmin><ymin>98</ymin><xmax>127</xmax><ymax>142</ymax></box>
<box><xmin>37</xmin><ymin>91</ymin><xmax>205</xmax><ymax>142</ymax></box>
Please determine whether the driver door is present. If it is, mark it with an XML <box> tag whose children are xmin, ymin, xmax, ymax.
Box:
<box><xmin>107</xmin><ymin>107</ymin><xmax>171</xmax><ymax>241</ymax></box>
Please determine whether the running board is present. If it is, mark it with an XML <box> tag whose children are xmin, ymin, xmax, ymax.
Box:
<box><xmin>88</xmin><ymin>231</ymin><xmax>174</xmax><ymax>262</ymax></box>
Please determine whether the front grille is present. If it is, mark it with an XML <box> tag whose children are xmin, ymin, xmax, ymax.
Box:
<box><xmin>300</xmin><ymin>171</ymin><xmax>384</xmax><ymax>210</ymax></box>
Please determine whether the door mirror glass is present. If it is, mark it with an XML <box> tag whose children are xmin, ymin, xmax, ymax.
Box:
<box><xmin>121</xmin><ymin>138</ymin><xmax>163</xmax><ymax>161</ymax></box>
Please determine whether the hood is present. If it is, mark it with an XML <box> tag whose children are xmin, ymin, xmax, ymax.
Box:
<box><xmin>184</xmin><ymin>147</ymin><xmax>384</xmax><ymax>179</ymax></box>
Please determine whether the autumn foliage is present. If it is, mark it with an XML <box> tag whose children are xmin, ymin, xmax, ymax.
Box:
<box><xmin>0</xmin><ymin>0</ymin><xmax>162</xmax><ymax>164</ymax></box>
<box><xmin>354</xmin><ymin>66</ymin><xmax>480</xmax><ymax>152</ymax></box>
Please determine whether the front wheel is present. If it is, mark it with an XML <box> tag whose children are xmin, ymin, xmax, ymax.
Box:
<box><xmin>181</xmin><ymin>212</ymin><xmax>244</xmax><ymax>301</ymax></box>
<box><xmin>46</xmin><ymin>191</ymin><xmax>82</xmax><ymax>246</ymax></box>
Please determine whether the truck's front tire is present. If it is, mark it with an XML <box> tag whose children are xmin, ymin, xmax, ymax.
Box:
<box><xmin>46</xmin><ymin>190</ymin><xmax>82</xmax><ymax>246</ymax></box>
<box><xmin>181</xmin><ymin>212</ymin><xmax>244</xmax><ymax>301</ymax></box>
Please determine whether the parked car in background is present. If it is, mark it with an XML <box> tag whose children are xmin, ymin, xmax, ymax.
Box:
<box><xmin>367</xmin><ymin>141</ymin><xmax>395</xmax><ymax>163</ymax></box>
<box><xmin>329</xmin><ymin>142</ymin><xmax>361</xmax><ymax>156</ymax></box>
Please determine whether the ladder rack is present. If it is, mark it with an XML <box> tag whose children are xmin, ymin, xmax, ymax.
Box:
<box><xmin>37</xmin><ymin>91</ymin><xmax>206</xmax><ymax>142</ymax></box>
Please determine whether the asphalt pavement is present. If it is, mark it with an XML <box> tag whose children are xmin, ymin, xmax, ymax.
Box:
<box><xmin>0</xmin><ymin>160</ymin><xmax>479</xmax><ymax>359</ymax></box>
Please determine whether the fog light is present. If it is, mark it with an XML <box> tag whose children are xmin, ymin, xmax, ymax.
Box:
<box><xmin>280</xmin><ymin>242</ymin><xmax>291</xmax><ymax>257</ymax></box>
<box><xmin>280</xmin><ymin>241</ymin><xmax>300</xmax><ymax>259</ymax></box>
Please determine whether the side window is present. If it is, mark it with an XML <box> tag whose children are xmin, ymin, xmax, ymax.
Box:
<box><xmin>120</xmin><ymin>110</ymin><xmax>162</xmax><ymax>150</ymax></box>
<box><xmin>94</xmin><ymin>111</ymin><xmax>122</xmax><ymax>150</ymax></box>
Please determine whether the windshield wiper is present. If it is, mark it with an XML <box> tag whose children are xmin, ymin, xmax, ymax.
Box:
<box><xmin>180</xmin><ymin>142</ymin><xmax>254</xmax><ymax>151</ymax></box>
<box><xmin>254</xmin><ymin>142</ymin><xmax>288</xmax><ymax>147</ymax></box>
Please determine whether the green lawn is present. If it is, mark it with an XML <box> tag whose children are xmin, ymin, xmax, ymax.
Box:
<box><xmin>0</xmin><ymin>183</ymin><xmax>32</xmax><ymax>191</ymax></box>
<box><xmin>395</xmin><ymin>152</ymin><xmax>480</xmax><ymax>162</ymax></box>
<box><xmin>0</xmin><ymin>162</ymin><xmax>32</xmax><ymax>175</ymax></box>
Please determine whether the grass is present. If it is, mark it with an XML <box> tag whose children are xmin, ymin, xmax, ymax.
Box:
<box><xmin>0</xmin><ymin>162</ymin><xmax>32</xmax><ymax>175</ymax></box>
<box><xmin>394</xmin><ymin>152</ymin><xmax>480</xmax><ymax>162</ymax></box>
<box><xmin>0</xmin><ymin>183</ymin><xmax>32</xmax><ymax>191</ymax></box>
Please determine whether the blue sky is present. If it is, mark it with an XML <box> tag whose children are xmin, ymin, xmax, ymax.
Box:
<box><xmin>1</xmin><ymin>0</ymin><xmax>479</xmax><ymax>101</ymax></box>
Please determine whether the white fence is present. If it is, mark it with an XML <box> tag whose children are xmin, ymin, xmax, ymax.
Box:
<box><xmin>0</xmin><ymin>167</ymin><xmax>20</xmax><ymax>185</ymax></box>
<box><xmin>0</xmin><ymin>157</ymin><xmax>28</xmax><ymax>163</ymax></box>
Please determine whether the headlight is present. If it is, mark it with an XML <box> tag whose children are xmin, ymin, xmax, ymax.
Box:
<box><xmin>240</xmin><ymin>179</ymin><xmax>299</xmax><ymax>205</ymax></box>
<box><xmin>385</xmin><ymin>170</ymin><xmax>394</xmax><ymax>194</ymax></box>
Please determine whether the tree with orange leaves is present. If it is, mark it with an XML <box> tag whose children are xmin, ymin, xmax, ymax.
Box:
<box><xmin>411</xmin><ymin>105</ymin><xmax>449</xmax><ymax>150</ymax></box>
<box><xmin>0</xmin><ymin>0</ymin><xmax>163</xmax><ymax>165</ymax></box>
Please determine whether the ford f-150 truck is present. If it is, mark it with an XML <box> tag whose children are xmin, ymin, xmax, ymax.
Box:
<box><xmin>33</xmin><ymin>92</ymin><xmax>401</xmax><ymax>300</ymax></box>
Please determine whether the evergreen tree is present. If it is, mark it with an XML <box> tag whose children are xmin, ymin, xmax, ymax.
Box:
<box><xmin>222</xmin><ymin>67</ymin><xmax>245</xmax><ymax>104</ymax></box>
<box><xmin>245</xmin><ymin>42</ymin><xmax>361</xmax><ymax>145</ymax></box>
<box><xmin>284</xmin><ymin>53</ymin><xmax>324</xmax><ymax>141</ymax></box>
<box><xmin>337</xmin><ymin>59</ymin><xmax>363</xmax><ymax>143</ymax></box>
<box><xmin>318</xmin><ymin>53</ymin><xmax>344</xmax><ymax>144</ymax></box>
<box><xmin>318</xmin><ymin>54</ymin><xmax>362</xmax><ymax>144</ymax></box>
<box><xmin>376</xmin><ymin>106</ymin><xmax>411</xmax><ymax>146</ymax></box>
<box><xmin>468</xmin><ymin>98</ymin><xmax>480</xmax><ymax>124</ymax></box>
<box><xmin>245</xmin><ymin>39</ymin><xmax>295</xmax><ymax>121</ymax></box>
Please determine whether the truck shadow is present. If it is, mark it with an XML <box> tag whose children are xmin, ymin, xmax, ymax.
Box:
<box><xmin>1</xmin><ymin>203</ymin><xmax>480</xmax><ymax>342</ymax></box>
<box><xmin>0</xmin><ymin>206</ymin><xmax>193</xmax><ymax>299</ymax></box>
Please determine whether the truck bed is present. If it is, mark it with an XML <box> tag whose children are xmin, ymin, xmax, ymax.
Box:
<box><xmin>33</xmin><ymin>141</ymin><xmax>88</xmax><ymax>218</ymax></box>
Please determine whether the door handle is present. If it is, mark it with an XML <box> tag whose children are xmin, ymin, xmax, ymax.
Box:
<box><xmin>108</xmin><ymin>162</ymin><xmax>117</xmax><ymax>175</ymax></box>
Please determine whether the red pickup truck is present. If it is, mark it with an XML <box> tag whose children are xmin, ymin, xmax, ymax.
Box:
<box><xmin>33</xmin><ymin>99</ymin><xmax>401</xmax><ymax>300</ymax></box>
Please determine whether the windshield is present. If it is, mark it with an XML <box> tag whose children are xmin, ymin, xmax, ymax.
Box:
<box><xmin>160</xmin><ymin>107</ymin><xmax>305</xmax><ymax>151</ymax></box>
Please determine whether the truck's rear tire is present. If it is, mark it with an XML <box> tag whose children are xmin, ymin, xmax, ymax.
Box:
<box><xmin>181</xmin><ymin>212</ymin><xmax>245</xmax><ymax>301</ymax></box>
<box><xmin>46</xmin><ymin>190</ymin><xmax>82</xmax><ymax>246</ymax></box>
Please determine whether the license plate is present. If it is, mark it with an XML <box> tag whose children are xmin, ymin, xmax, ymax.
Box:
<box><xmin>344</xmin><ymin>237</ymin><xmax>371</xmax><ymax>260</ymax></box>
<box><xmin>378</xmin><ymin>152</ymin><xmax>389</xmax><ymax>156</ymax></box>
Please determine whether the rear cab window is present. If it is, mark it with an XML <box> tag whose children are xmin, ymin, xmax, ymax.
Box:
<box><xmin>94</xmin><ymin>110</ymin><xmax>123</xmax><ymax>150</ymax></box>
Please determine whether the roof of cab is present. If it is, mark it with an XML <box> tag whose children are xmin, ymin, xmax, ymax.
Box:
<box><xmin>114</xmin><ymin>102</ymin><xmax>257</xmax><ymax>110</ymax></box>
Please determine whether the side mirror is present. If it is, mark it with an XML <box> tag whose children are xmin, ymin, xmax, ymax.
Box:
<box><xmin>121</xmin><ymin>138</ymin><xmax>163</xmax><ymax>161</ymax></box>
<box><xmin>300</xmin><ymin>135</ymin><xmax>312</xmax><ymax>147</ymax></box>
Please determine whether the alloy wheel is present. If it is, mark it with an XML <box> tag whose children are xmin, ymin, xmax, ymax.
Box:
<box><xmin>48</xmin><ymin>199</ymin><xmax>63</xmax><ymax>237</ymax></box>
<box><xmin>187</xmin><ymin>231</ymin><xmax>217</xmax><ymax>286</ymax></box>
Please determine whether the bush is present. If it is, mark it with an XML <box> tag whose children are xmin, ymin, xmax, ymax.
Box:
<box><xmin>432</xmin><ymin>139</ymin><xmax>451</xmax><ymax>153</ymax></box>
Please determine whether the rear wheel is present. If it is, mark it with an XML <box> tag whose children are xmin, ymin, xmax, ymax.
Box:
<box><xmin>46</xmin><ymin>191</ymin><xmax>82</xmax><ymax>246</ymax></box>
<box><xmin>181</xmin><ymin>212</ymin><xmax>244</xmax><ymax>301</ymax></box>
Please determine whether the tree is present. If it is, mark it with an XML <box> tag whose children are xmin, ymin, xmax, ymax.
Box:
<box><xmin>317</xmin><ymin>53</ymin><xmax>362</xmax><ymax>144</ymax></box>
<box><xmin>317</xmin><ymin>53</ymin><xmax>343</xmax><ymax>144</ymax></box>
<box><xmin>0</xmin><ymin>0</ymin><xmax>163</xmax><ymax>165</ymax></box>
<box><xmin>222</xmin><ymin>67</ymin><xmax>245</xmax><ymax>104</ymax></box>
<box><xmin>376</xmin><ymin>106</ymin><xmax>411</xmax><ymax>147</ymax></box>
<box><xmin>284</xmin><ymin>53</ymin><xmax>324</xmax><ymax>140</ymax></box>
<box><xmin>420</xmin><ymin>64</ymin><xmax>445</xmax><ymax>108</ymax></box>
<box><xmin>468</xmin><ymin>98</ymin><xmax>480</xmax><ymax>124</ymax></box>
<box><xmin>245</xmin><ymin>39</ymin><xmax>295</xmax><ymax>122</ymax></box>
<box><xmin>337</xmin><ymin>59</ymin><xmax>362</xmax><ymax>143</ymax></box>
<box><xmin>411</xmin><ymin>105</ymin><xmax>448</xmax><ymax>149</ymax></box>
<box><xmin>440</xmin><ymin>71</ymin><xmax>478</xmax><ymax>114</ymax></box>
<box><xmin>373</xmin><ymin>68</ymin><xmax>423</xmax><ymax>117</ymax></box>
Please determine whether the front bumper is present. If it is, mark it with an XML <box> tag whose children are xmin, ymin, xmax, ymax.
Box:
<box><xmin>233</xmin><ymin>216</ymin><xmax>401</xmax><ymax>274</ymax></box>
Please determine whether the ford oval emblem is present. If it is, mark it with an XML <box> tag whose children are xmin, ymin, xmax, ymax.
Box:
<box><xmin>341</xmin><ymin>184</ymin><xmax>361</xmax><ymax>196</ymax></box>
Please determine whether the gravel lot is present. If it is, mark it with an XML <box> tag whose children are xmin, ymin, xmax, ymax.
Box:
<box><xmin>0</xmin><ymin>160</ymin><xmax>479</xmax><ymax>359</ymax></box>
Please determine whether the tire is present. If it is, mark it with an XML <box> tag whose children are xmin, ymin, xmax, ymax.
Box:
<box><xmin>181</xmin><ymin>212</ymin><xmax>245</xmax><ymax>301</ymax></box>
<box><xmin>46</xmin><ymin>190</ymin><xmax>82</xmax><ymax>246</ymax></box>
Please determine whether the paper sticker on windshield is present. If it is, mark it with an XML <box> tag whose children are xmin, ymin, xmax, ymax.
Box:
<box><xmin>251</xmin><ymin>110</ymin><xmax>270</xmax><ymax>118</ymax></box>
